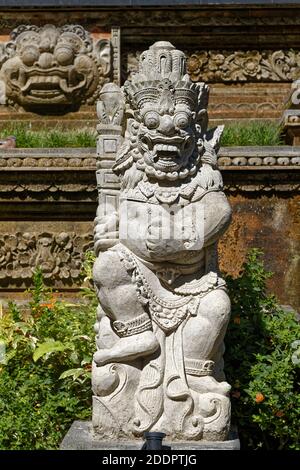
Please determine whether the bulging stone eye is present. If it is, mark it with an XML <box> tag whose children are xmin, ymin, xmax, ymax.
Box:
<box><xmin>174</xmin><ymin>112</ymin><xmax>190</xmax><ymax>129</ymax></box>
<box><xmin>21</xmin><ymin>45</ymin><xmax>40</xmax><ymax>66</ymax></box>
<box><xmin>54</xmin><ymin>45</ymin><xmax>74</xmax><ymax>66</ymax></box>
<box><xmin>144</xmin><ymin>111</ymin><xmax>160</xmax><ymax>129</ymax></box>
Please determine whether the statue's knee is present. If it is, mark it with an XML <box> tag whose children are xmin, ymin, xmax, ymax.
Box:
<box><xmin>214</xmin><ymin>290</ymin><xmax>231</xmax><ymax>323</ymax></box>
<box><xmin>198</xmin><ymin>289</ymin><xmax>231</xmax><ymax>327</ymax></box>
<box><xmin>93</xmin><ymin>250</ymin><xmax>123</xmax><ymax>287</ymax></box>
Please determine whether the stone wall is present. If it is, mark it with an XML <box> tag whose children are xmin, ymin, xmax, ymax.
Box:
<box><xmin>0</xmin><ymin>147</ymin><xmax>299</xmax><ymax>311</ymax></box>
<box><xmin>0</xmin><ymin>4</ymin><xmax>299</xmax><ymax>310</ymax></box>
<box><xmin>1</xmin><ymin>5</ymin><xmax>300</xmax><ymax>126</ymax></box>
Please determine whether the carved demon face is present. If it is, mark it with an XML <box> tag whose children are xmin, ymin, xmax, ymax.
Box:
<box><xmin>138</xmin><ymin>109</ymin><xmax>195</xmax><ymax>177</ymax></box>
<box><xmin>1</xmin><ymin>25</ymin><xmax>111</xmax><ymax>111</ymax></box>
<box><xmin>112</xmin><ymin>42</ymin><xmax>210</xmax><ymax>183</ymax></box>
<box><xmin>127</xmin><ymin>78</ymin><xmax>202</xmax><ymax>180</ymax></box>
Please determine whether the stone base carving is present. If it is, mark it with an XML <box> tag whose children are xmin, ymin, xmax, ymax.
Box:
<box><xmin>60</xmin><ymin>421</ymin><xmax>240</xmax><ymax>450</ymax></box>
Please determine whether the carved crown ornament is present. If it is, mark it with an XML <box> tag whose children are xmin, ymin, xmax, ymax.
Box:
<box><xmin>0</xmin><ymin>24</ymin><xmax>112</xmax><ymax>111</ymax></box>
<box><xmin>124</xmin><ymin>49</ymin><xmax>300</xmax><ymax>83</ymax></box>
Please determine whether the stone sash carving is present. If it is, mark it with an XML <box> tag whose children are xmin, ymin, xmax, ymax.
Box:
<box><xmin>92</xmin><ymin>41</ymin><xmax>233</xmax><ymax>442</ymax></box>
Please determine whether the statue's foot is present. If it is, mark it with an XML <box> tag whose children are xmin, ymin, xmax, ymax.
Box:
<box><xmin>93</xmin><ymin>330</ymin><xmax>159</xmax><ymax>366</ymax></box>
<box><xmin>187</xmin><ymin>375</ymin><xmax>231</xmax><ymax>396</ymax></box>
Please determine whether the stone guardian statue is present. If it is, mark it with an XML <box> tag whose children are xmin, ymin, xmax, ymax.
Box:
<box><xmin>92</xmin><ymin>41</ymin><xmax>232</xmax><ymax>443</ymax></box>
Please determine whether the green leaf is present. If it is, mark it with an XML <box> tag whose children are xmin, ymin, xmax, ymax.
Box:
<box><xmin>33</xmin><ymin>340</ymin><xmax>71</xmax><ymax>362</ymax></box>
<box><xmin>59</xmin><ymin>368</ymin><xmax>85</xmax><ymax>380</ymax></box>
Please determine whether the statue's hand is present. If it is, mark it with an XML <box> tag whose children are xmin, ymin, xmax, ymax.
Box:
<box><xmin>94</xmin><ymin>211</ymin><xmax>119</xmax><ymax>253</ymax></box>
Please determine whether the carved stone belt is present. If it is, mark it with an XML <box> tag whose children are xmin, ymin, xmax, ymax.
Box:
<box><xmin>138</xmin><ymin>256</ymin><xmax>205</xmax><ymax>286</ymax></box>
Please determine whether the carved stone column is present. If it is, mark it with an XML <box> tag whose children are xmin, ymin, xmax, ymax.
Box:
<box><xmin>282</xmin><ymin>80</ymin><xmax>300</xmax><ymax>145</ymax></box>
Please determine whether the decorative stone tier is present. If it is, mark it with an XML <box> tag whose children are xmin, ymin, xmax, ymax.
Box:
<box><xmin>1</xmin><ymin>146</ymin><xmax>300</xmax><ymax>170</ymax></box>
<box><xmin>0</xmin><ymin>146</ymin><xmax>299</xmax><ymax>310</ymax></box>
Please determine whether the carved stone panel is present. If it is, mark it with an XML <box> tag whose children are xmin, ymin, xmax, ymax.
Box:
<box><xmin>123</xmin><ymin>49</ymin><xmax>300</xmax><ymax>83</ymax></box>
<box><xmin>187</xmin><ymin>50</ymin><xmax>300</xmax><ymax>83</ymax></box>
<box><xmin>0</xmin><ymin>24</ymin><xmax>112</xmax><ymax>111</ymax></box>
<box><xmin>0</xmin><ymin>229</ymin><xmax>93</xmax><ymax>287</ymax></box>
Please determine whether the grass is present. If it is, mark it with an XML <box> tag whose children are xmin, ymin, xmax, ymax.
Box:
<box><xmin>221</xmin><ymin>120</ymin><xmax>284</xmax><ymax>147</ymax></box>
<box><xmin>0</xmin><ymin>124</ymin><xmax>96</xmax><ymax>148</ymax></box>
<box><xmin>0</xmin><ymin>120</ymin><xmax>283</xmax><ymax>148</ymax></box>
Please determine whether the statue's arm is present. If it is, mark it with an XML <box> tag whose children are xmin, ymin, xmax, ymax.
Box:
<box><xmin>203</xmin><ymin>191</ymin><xmax>232</xmax><ymax>247</ymax></box>
<box><xmin>94</xmin><ymin>210</ymin><xmax>119</xmax><ymax>255</ymax></box>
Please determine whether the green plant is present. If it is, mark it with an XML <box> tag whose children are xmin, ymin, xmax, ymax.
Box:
<box><xmin>0</xmin><ymin>123</ymin><xmax>96</xmax><ymax>148</ymax></box>
<box><xmin>0</xmin><ymin>260</ymin><xmax>96</xmax><ymax>449</ymax></box>
<box><xmin>0</xmin><ymin>120</ymin><xmax>285</xmax><ymax>149</ymax></box>
<box><xmin>221</xmin><ymin>120</ymin><xmax>284</xmax><ymax>147</ymax></box>
<box><xmin>80</xmin><ymin>250</ymin><xmax>98</xmax><ymax>307</ymax></box>
<box><xmin>225</xmin><ymin>249</ymin><xmax>300</xmax><ymax>450</ymax></box>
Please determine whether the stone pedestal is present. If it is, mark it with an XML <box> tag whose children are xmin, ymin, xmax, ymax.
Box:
<box><xmin>60</xmin><ymin>421</ymin><xmax>240</xmax><ymax>451</ymax></box>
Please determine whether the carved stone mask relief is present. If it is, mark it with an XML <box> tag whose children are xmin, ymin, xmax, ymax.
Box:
<box><xmin>0</xmin><ymin>24</ymin><xmax>111</xmax><ymax>111</ymax></box>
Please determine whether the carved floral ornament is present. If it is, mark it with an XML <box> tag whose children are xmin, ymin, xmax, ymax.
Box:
<box><xmin>187</xmin><ymin>50</ymin><xmax>300</xmax><ymax>82</ymax></box>
<box><xmin>0</xmin><ymin>24</ymin><xmax>112</xmax><ymax>110</ymax></box>
<box><xmin>124</xmin><ymin>49</ymin><xmax>300</xmax><ymax>83</ymax></box>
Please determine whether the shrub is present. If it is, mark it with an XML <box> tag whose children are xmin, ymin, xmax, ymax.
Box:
<box><xmin>225</xmin><ymin>249</ymin><xmax>300</xmax><ymax>450</ymax></box>
<box><xmin>0</xmin><ymin>266</ymin><xmax>96</xmax><ymax>450</ymax></box>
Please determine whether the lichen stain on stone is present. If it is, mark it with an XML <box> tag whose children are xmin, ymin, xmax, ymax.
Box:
<box><xmin>284</xmin><ymin>196</ymin><xmax>300</xmax><ymax>310</ymax></box>
<box><xmin>219</xmin><ymin>194</ymin><xmax>300</xmax><ymax>311</ymax></box>
<box><xmin>219</xmin><ymin>194</ymin><xmax>262</xmax><ymax>278</ymax></box>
